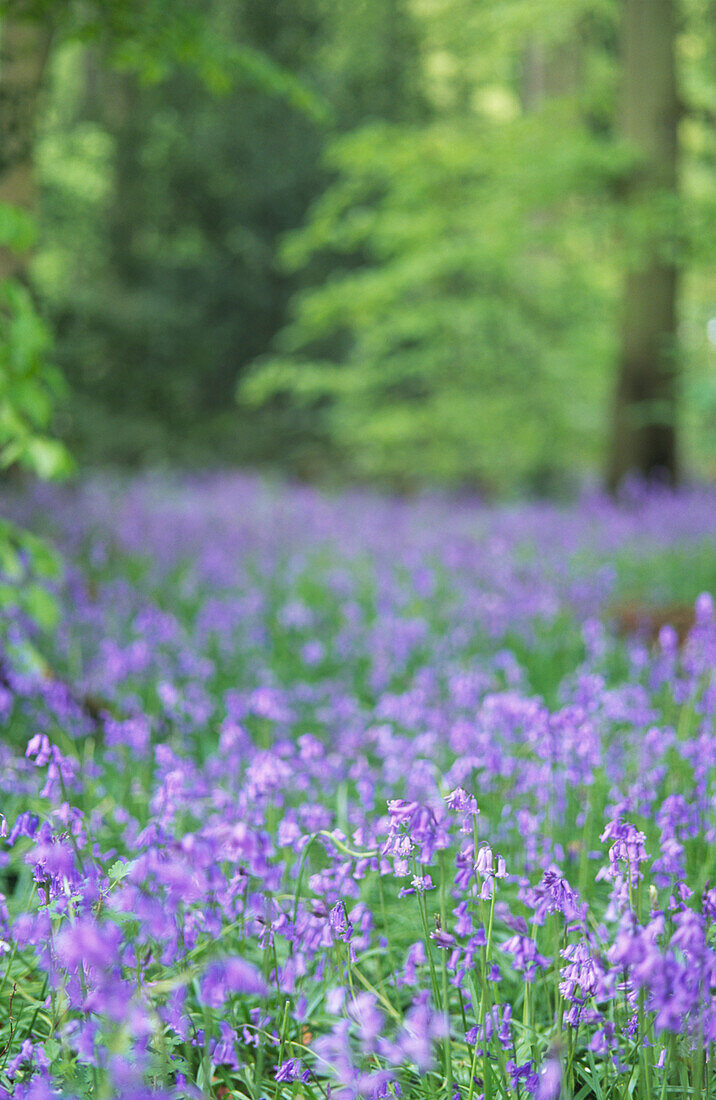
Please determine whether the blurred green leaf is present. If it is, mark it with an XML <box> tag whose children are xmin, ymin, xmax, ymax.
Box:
<box><xmin>21</xmin><ymin>583</ymin><xmax>60</xmax><ymax>631</ymax></box>
<box><xmin>0</xmin><ymin>202</ymin><xmax>37</xmax><ymax>253</ymax></box>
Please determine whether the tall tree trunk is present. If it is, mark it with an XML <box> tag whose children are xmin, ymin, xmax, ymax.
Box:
<box><xmin>0</xmin><ymin>18</ymin><xmax>51</xmax><ymax>280</ymax></box>
<box><xmin>607</xmin><ymin>0</ymin><xmax>679</xmax><ymax>490</ymax></box>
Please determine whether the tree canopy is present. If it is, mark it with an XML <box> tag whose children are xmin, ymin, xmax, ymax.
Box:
<box><xmin>2</xmin><ymin>0</ymin><xmax>716</xmax><ymax>492</ymax></box>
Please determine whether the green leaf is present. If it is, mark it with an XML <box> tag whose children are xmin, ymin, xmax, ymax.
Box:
<box><xmin>21</xmin><ymin>584</ymin><xmax>60</xmax><ymax>631</ymax></box>
<box><xmin>108</xmin><ymin>859</ymin><xmax>138</xmax><ymax>881</ymax></box>
<box><xmin>0</xmin><ymin>541</ymin><xmax>24</xmax><ymax>580</ymax></box>
<box><xmin>42</xmin><ymin>1038</ymin><xmax>61</xmax><ymax>1062</ymax></box>
<box><xmin>0</xmin><ymin>203</ymin><xmax>37</xmax><ymax>253</ymax></box>
<box><xmin>23</xmin><ymin>437</ymin><xmax>75</xmax><ymax>480</ymax></box>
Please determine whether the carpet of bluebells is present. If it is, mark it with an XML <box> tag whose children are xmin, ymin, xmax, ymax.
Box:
<box><xmin>1</xmin><ymin>475</ymin><xmax>716</xmax><ymax>1100</ymax></box>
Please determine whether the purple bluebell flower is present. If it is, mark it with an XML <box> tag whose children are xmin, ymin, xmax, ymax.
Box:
<box><xmin>200</xmin><ymin>956</ymin><xmax>267</xmax><ymax>1006</ymax></box>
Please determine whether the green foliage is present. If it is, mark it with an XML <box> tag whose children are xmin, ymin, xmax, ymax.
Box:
<box><xmin>609</xmin><ymin>540</ymin><xmax>716</xmax><ymax>606</ymax></box>
<box><xmin>239</xmin><ymin>0</ymin><xmax>716</xmax><ymax>490</ymax></box>
<box><xmin>0</xmin><ymin>0</ymin><xmax>330</xmax><ymax>630</ymax></box>
<box><xmin>6</xmin><ymin>0</ymin><xmax>716</xmax><ymax>485</ymax></box>
<box><xmin>0</xmin><ymin>202</ymin><xmax>69</xmax><ymax>636</ymax></box>
<box><xmin>33</xmin><ymin>0</ymin><xmax>424</xmax><ymax>469</ymax></box>
<box><xmin>0</xmin><ymin>201</ymin><xmax>72</xmax><ymax>481</ymax></box>
<box><xmin>0</xmin><ymin>513</ymin><xmax>62</xmax><ymax>668</ymax></box>
<box><xmin>0</xmin><ymin>278</ymin><xmax>72</xmax><ymax>481</ymax></box>
<box><xmin>242</xmin><ymin>105</ymin><xmax>619</xmax><ymax>492</ymax></box>
<box><xmin>3</xmin><ymin>0</ymin><xmax>326</xmax><ymax>117</ymax></box>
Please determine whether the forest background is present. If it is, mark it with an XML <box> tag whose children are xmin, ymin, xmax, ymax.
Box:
<box><xmin>2</xmin><ymin>0</ymin><xmax>716</xmax><ymax>498</ymax></box>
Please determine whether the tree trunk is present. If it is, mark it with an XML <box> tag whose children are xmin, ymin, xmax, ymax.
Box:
<box><xmin>0</xmin><ymin>18</ymin><xmax>51</xmax><ymax>280</ymax></box>
<box><xmin>607</xmin><ymin>0</ymin><xmax>679</xmax><ymax>491</ymax></box>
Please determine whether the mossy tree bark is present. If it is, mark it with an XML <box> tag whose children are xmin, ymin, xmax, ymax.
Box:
<box><xmin>608</xmin><ymin>0</ymin><xmax>680</xmax><ymax>490</ymax></box>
